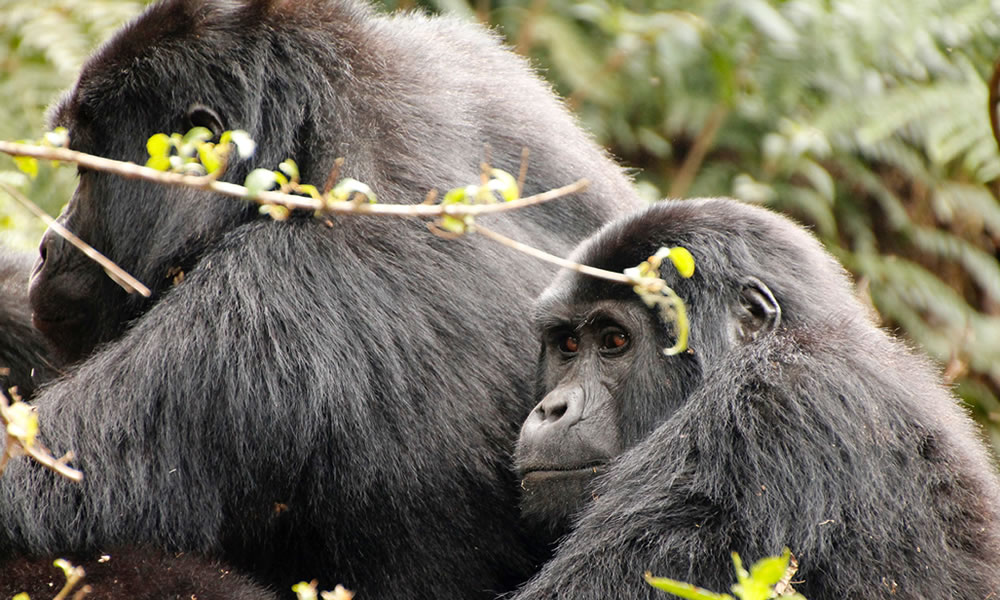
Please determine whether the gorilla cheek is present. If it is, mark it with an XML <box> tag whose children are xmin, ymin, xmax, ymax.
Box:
<box><xmin>29</xmin><ymin>231</ymin><xmax>117</xmax><ymax>364</ymax></box>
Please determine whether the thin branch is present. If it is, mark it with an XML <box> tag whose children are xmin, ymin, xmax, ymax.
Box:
<box><xmin>0</xmin><ymin>141</ymin><xmax>588</xmax><ymax>218</ymax></box>
<box><xmin>667</xmin><ymin>105</ymin><xmax>727</xmax><ymax>199</ymax></box>
<box><xmin>0</xmin><ymin>183</ymin><xmax>152</xmax><ymax>297</ymax></box>
<box><xmin>473</xmin><ymin>224</ymin><xmax>632</xmax><ymax>285</ymax></box>
<box><xmin>990</xmin><ymin>54</ymin><xmax>1000</xmax><ymax>153</ymax></box>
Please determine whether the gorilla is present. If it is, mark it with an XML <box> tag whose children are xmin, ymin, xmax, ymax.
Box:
<box><xmin>0</xmin><ymin>250</ymin><xmax>57</xmax><ymax>398</ymax></box>
<box><xmin>513</xmin><ymin>198</ymin><xmax>1000</xmax><ymax>599</ymax></box>
<box><xmin>0</xmin><ymin>0</ymin><xmax>640</xmax><ymax>597</ymax></box>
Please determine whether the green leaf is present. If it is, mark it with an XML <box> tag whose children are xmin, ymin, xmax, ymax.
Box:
<box><xmin>442</xmin><ymin>186</ymin><xmax>473</xmax><ymax>205</ymax></box>
<box><xmin>668</xmin><ymin>247</ymin><xmax>695</xmax><ymax>278</ymax></box>
<box><xmin>182</xmin><ymin>126</ymin><xmax>213</xmax><ymax>146</ymax></box>
<box><xmin>198</xmin><ymin>144</ymin><xmax>222</xmax><ymax>174</ymax></box>
<box><xmin>488</xmin><ymin>168</ymin><xmax>520</xmax><ymax>201</ymax></box>
<box><xmin>438</xmin><ymin>214</ymin><xmax>468</xmax><ymax>234</ymax></box>
<box><xmin>226</xmin><ymin>130</ymin><xmax>256</xmax><ymax>159</ymax></box>
<box><xmin>145</xmin><ymin>155</ymin><xmax>172</xmax><ymax>171</ymax></box>
<box><xmin>644</xmin><ymin>572</ymin><xmax>732</xmax><ymax>600</ymax></box>
<box><xmin>297</xmin><ymin>184</ymin><xmax>322</xmax><ymax>200</ymax></box>
<box><xmin>245</xmin><ymin>168</ymin><xmax>278</xmax><ymax>198</ymax></box>
<box><xmin>12</xmin><ymin>593</ymin><xmax>30</xmax><ymax>600</ymax></box>
<box><xmin>13</xmin><ymin>156</ymin><xmax>38</xmax><ymax>179</ymax></box>
<box><xmin>44</xmin><ymin>127</ymin><xmax>69</xmax><ymax>147</ymax></box>
<box><xmin>278</xmin><ymin>159</ymin><xmax>299</xmax><ymax>181</ymax></box>
<box><xmin>146</xmin><ymin>133</ymin><xmax>172</xmax><ymax>159</ymax></box>
<box><xmin>331</xmin><ymin>177</ymin><xmax>376</xmax><ymax>203</ymax></box>
<box><xmin>747</xmin><ymin>549</ymin><xmax>791</xmax><ymax>587</ymax></box>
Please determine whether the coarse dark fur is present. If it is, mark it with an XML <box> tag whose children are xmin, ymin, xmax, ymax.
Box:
<box><xmin>2</xmin><ymin>0</ymin><xmax>641</xmax><ymax>597</ymax></box>
<box><xmin>0</xmin><ymin>250</ymin><xmax>57</xmax><ymax>398</ymax></box>
<box><xmin>513</xmin><ymin>198</ymin><xmax>1000</xmax><ymax>600</ymax></box>
<box><xmin>1</xmin><ymin>550</ymin><xmax>277</xmax><ymax>599</ymax></box>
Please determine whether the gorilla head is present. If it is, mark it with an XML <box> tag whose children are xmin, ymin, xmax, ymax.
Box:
<box><xmin>514</xmin><ymin>198</ymin><xmax>821</xmax><ymax>539</ymax></box>
<box><xmin>513</xmin><ymin>198</ymin><xmax>1000</xmax><ymax>599</ymax></box>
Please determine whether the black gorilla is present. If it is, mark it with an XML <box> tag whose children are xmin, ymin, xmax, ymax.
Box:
<box><xmin>1</xmin><ymin>0</ymin><xmax>640</xmax><ymax>596</ymax></box>
<box><xmin>514</xmin><ymin>198</ymin><xmax>1000</xmax><ymax>599</ymax></box>
<box><xmin>0</xmin><ymin>250</ymin><xmax>57</xmax><ymax>398</ymax></box>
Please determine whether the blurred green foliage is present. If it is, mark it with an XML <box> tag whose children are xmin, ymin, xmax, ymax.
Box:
<box><xmin>3</xmin><ymin>0</ymin><xmax>1000</xmax><ymax>450</ymax></box>
<box><xmin>0</xmin><ymin>0</ymin><xmax>142</xmax><ymax>247</ymax></box>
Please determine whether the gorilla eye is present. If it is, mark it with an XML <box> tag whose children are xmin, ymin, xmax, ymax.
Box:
<box><xmin>557</xmin><ymin>334</ymin><xmax>580</xmax><ymax>355</ymax></box>
<box><xmin>600</xmin><ymin>330</ymin><xmax>629</xmax><ymax>354</ymax></box>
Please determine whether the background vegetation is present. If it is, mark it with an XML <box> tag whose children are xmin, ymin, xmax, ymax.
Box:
<box><xmin>3</xmin><ymin>0</ymin><xmax>1000</xmax><ymax>450</ymax></box>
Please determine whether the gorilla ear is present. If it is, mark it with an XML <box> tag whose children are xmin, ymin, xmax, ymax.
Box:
<box><xmin>186</xmin><ymin>104</ymin><xmax>226</xmax><ymax>139</ymax></box>
<box><xmin>736</xmin><ymin>277</ymin><xmax>781</xmax><ymax>342</ymax></box>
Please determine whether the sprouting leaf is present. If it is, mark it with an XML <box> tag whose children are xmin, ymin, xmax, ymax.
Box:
<box><xmin>146</xmin><ymin>133</ymin><xmax>172</xmax><ymax>159</ymax></box>
<box><xmin>53</xmin><ymin>559</ymin><xmax>74</xmax><ymax>577</ymax></box>
<box><xmin>487</xmin><ymin>168</ymin><xmax>520</xmax><ymax>202</ymax></box>
<box><xmin>644</xmin><ymin>572</ymin><xmax>732</xmax><ymax>600</ymax></box>
<box><xmin>181</xmin><ymin>126</ymin><xmax>213</xmax><ymax>147</ymax></box>
<box><xmin>442</xmin><ymin>186</ymin><xmax>473</xmax><ymax>205</ymax></box>
<box><xmin>292</xmin><ymin>581</ymin><xmax>319</xmax><ymax>600</ymax></box>
<box><xmin>5</xmin><ymin>401</ymin><xmax>38</xmax><ymax>447</ymax></box>
<box><xmin>297</xmin><ymin>184</ymin><xmax>322</xmax><ymax>200</ymax></box>
<box><xmin>245</xmin><ymin>168</ymin><xmax>278</xmax><ymax>198</ymax></box>
<box><xmin>44</xmin><ymin>127</ymin><xmax>69</xmax><ymax>147</ymax></box>
<box><xmin>668</xmin><ymin>247</ymin><xmax>695</xmax><ymax>278</ymax></box>
<box><xmin>13</xmin><ymin>156</ymin><xmax>38</xmax><ymax>179</ymax></box>
<box><xmin>145</xmin><ymin>155</ymin><xmax>172</xmax><ymax>172</ymax></box>
<box><xmin>198</xmin><ymin>144</ymin><xmax>222</xmax><ymax>174</ymax></box>
<box><xmin>278</xmin><ymin>159</ymin><xmax>299</xmax><ymax>181</ymax></box>
<box><xmin>747</xmin><ymin>549</ymin><xmax>792</xmax><ymax>587</ymax></box>
<box><xmin>439</xmin><ymin>214</ymin><xmax>469</xmax><ymax>234</ymax></box>
<box><xmin>12</xmin><ymin>593</ymin><xmax>29</xmax><ymax>600</ymax></box>
<box><xmin>330</xmin><ymin>178</ymin><xmax>376</xmax><ymax>204</ymax></box>
<box><xmin>225</xmin><ymin>130</ymin><xmax>256</xmax><ymax>159</ymax></box>
<box><xmin>259</xmin><ymin>204</ymin><xmax>291</xmax><ymax>221</ymax></box>
<box><xmin>274</xmin><ymin>171</ymin><xmax>289</xmax><ymax>187</ymax></box>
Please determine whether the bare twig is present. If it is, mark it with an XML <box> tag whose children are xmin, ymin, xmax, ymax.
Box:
<box><xmin>667</xmin><ymin>105</ymin><xmax>727</xmax><ymax>199</ymax></box>
<box><xmin>990</xmin><ymin>55</ymin><xmax>1000</xmax><ymax>153</ymax></box>
<box><xmin>0</xmin><ymin>182</ymin><xmax>151</xmax><ymax>297</ymax></box>
<box><xmin>0</xmin><ymin>141</ymin><xmax>588</xmax><ymax>219</ymax></box>
<box><xmin>473</xmin><ymin>224</ymin><xmax>630</xmax><ymax>285</ymax></box>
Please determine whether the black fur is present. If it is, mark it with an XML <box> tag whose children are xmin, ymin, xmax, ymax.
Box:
<box><xmin>1</xmin><ymin>550</ymin><xmax>277</xmax><ymax>600</ymax></box>
<box><xmin>514</xmin><ymin>198</ymin><xmax>1000</xmax><ymax>599</ymax></box>
<box><xmin>3</xmin><ymin>0</ymin><xmax>640</xmax><ymax>597</ymax></box>
<box><xmin>0</xmin><ymin>250</ymin><xmax>57</xmax><ymax>398</ymax></box>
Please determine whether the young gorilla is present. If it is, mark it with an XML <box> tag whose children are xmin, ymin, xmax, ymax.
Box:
<box><xmin>514</xmin><ymin>198</ymin><xmax>1000</xmax><ymax>599</ymax></box>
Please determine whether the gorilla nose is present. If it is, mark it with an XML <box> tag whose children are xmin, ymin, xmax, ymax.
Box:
<box><xmin>528</xmin><ymin>386</ymin><xmax>585</xmax><ymax>430</ymax></box>
<box><xmin>34</xmin><ymin>228</ymin><xmax>67</xmax><ymax>277</ymax></box>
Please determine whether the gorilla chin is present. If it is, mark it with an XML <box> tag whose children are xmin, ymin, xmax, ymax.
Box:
<box><xmin>520</xmin><ymin>464</ymin><xmax>609</xmax><ymax>539</ymax></box>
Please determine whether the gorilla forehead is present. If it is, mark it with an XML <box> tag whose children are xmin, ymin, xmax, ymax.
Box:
<box><xmin>537</xmin><ymin>199</ymin><xmax>858</xmax><ymax>326</ymax></box>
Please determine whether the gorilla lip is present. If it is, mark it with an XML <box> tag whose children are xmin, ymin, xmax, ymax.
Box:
<box><xmin>521</xmin><ymin>462</ymin><xmax>607</xmax><ymax>479</ymax></box>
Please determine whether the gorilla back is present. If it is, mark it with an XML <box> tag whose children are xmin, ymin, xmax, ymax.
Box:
<box><xmin>6</xmin><ymin>0</ymin><xmax>640</xmax><ymax>597</ymax></box>
<box><xmin>515</xmin><ymin>198</ymin><xmax>1000</xmax><ymax>599</ymax></box>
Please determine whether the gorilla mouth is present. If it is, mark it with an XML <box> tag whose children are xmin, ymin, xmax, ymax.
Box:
<box><xmin>521</xmin><ymin>462</ymin><xmax>608</xmax><ymax>481</ymax></box>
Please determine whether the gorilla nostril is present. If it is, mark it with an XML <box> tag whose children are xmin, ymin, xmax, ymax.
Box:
<box><xmin>543</xmin><ymin>400</ymin><xmax>568</xmax><ymax>422</ymax></box>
